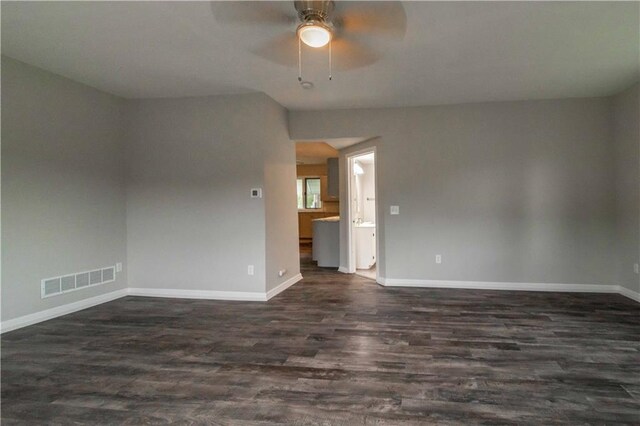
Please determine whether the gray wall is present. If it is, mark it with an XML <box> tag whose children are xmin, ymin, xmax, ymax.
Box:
<box><xmin>262</xmin><ymin>97</ymin><xmax>301</xmax><ymax>292</ymax></box>
<box><xmin>124</xmin><ymin>93</ymin><xmax>298</xmax><ymax>294</ymax></box>
<box><xmin>1</xmin><ymin>56</ymin><xmax>128</xmax><ymax>321</ymax></box>
<box><xmin>2</xmin><ymin>52</ymin><xmax>634</xmax><ymax>327</ymax></box>
<box><xmin>613</xmin><ymin>83</ymin><xmax>640</xmax><ymax>293</ymax></box>
<box><xmin>2</xmin><ymin>57</ymin><xmax>299</xmax><ymax>325</ymax></box>
<box><xmin>291</xmin><ymin>97</ymin><xmax>618</xmax><ymax>286</ymax></box>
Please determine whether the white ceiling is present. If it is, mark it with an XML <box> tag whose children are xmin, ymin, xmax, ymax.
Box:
<box><xmin>2</xmin><ymin>1</ymin><xmax>638</xmax><ymax>110</ymax></box>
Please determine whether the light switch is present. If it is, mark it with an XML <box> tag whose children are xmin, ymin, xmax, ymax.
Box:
<box><xmin>390</xmin><ymin>205</ymin><xmax>399</xmax><ymax>215</ymax></box>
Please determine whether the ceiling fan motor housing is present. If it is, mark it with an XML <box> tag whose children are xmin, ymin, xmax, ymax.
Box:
<box><xmin>295</xmin><ymin>0</ymin><xmax>335</xmax><ymax>49</ymax></box>
<box><xmin>294</xmin><ymin>0</ymin><xmax>335</xmax><ymax>23</ymax></box>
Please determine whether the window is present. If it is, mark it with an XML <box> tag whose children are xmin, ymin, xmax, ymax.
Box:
<box><xmin>297</xmin><ymin>179</ymin><xmax>304</xmax><ymax>209</ymax></box>
<box><xmin>297</xmin><ymin>177</ymin><xmax>322</xmax><ymax>209</ymax></box>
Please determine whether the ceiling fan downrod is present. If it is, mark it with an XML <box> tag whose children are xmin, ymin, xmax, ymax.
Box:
<box><xmin>329</xmin><ymin>38</ymin><xmax>332</xmax><ymax>81</ymax></box>
<box><xmin>295</xmin><ymin>0</ymin><xmax>334</xmax><ymax>24</ymax></box>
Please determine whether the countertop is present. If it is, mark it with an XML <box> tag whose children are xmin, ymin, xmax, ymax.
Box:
<box><xmin>312</xmin><ymin>216</ymin><xmax>340</xmax><ymax>222</ymax></box>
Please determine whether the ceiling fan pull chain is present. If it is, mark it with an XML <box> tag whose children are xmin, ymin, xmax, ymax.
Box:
<box><xmin>329</xmin><ymin>38</ymin><xmax>332</xmax><ymax>81</ymax></box>
<box><xmin>298</xmin><ymin>36</ymin><xmax>303</xmax><ymax>82</ymax></box>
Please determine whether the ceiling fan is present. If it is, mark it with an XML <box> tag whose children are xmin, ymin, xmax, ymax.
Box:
<box><xmin>211</xmin><ymin>1</ymin><xmax>407</xmax><ymax>83</ymax></box>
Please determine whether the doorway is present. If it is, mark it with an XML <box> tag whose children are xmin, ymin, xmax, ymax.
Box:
<box><xmin>295</xmin><ymin>142</ymin><xmax>340</xmax><ymax>269</ymax></box>
<box><xmin>347</xmin><ymin>150</ymin><xmax>377</xmax><ymax>280</ymax></box>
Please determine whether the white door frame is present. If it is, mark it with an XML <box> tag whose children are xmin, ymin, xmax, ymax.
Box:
<box><xmin>345</xmin><ymin>147</ymin><xmax>378</xmax><ymax>277</ymax></box>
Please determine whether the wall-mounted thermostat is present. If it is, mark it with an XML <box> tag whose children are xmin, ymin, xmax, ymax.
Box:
<box><xmin>251</xmin><ymin>188</ymin><xmax>262</xmax><ymax>198</ymax></box>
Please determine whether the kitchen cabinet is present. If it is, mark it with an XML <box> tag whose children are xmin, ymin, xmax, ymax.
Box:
<box><xmin>312</xmin><ymin>216</ymin><xmax>340</xmax><ymax>267</ymax></box>
<box><xmin>298</xmin><ymin>212</ymin><xmax>336</xmax><ymax>239</ymax></box>
<box><xmin>326</xmin><ymin>157</ymin><xmax>339</xmax><ymax>199</ymax></box>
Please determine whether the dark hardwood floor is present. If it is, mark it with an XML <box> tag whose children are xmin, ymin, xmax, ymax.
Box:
<box><xmin>2</xmin><ymin>260</ymin><xmax>640</xmax><ymax>424</ymax></box>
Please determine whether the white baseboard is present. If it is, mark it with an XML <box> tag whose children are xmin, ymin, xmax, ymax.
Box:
<box><xmin>4</xmin><ymin>276</ymin><xmax>636</xmax><ymax>334</ymax></box>
<box><xmin>266</xmin><ymin>273</ymin><xmax>303</xmax><ymax>300</ymax></box>
<box><xmin>1</xmin><ymin>276</ymin><xmax>304</xmax><ymax>334</ymax></box>
<box><xmin>127</xmin><ymin>287</ymin><xmax>268</xmax><ymax>301</ymax></box>
<box><xmin>129</xmin><ymin>274</ymin><xmax>304</xmax><ymax>302</ymax></box>
<box><xmin>377</xmin><ymin>276</ymin><xmax>640</xmax><ymax>303</ymax></box>
<box><xmin>0</xmin><ymin>288</ymin><xmax>128</xmax><ymax>334</ymax></box>
<box><xmin>377</xmin><ymin>276</ymin><xmax>616</xmax><ymax>293</ymax></box>
<box><xmin>338</xmin><ymin>266</ymin><xmax>351</xmax><ymax>274</ymax></box>
<box><xmin>617</xmin><ymin>285</ymin><xmax>640</xmax><ymax>303</ymax></box>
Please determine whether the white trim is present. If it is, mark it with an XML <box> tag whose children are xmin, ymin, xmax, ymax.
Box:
<box><xmin>346</xmin><ymin>154</ymin><xmax>356</xmax><ymax>274</ymax></box>
<box><xmin>617</xmin><ymin>285</ymin><xmax>640</xmax><ymax>303</ymax></box>
<box><xmin>1</xmin><ymin>274</ymin><xmax>304</xmax><ymax>334</ymax></box>
<box><xmin>338</xmin><ymin>266</ymin><xmax>350</xmax><ymax>274</ymax></box>
<box><xmin>266</xmin><ymin>273</ymin><xmax>303</xmax><ymax>300</ymax></box>
<box><xmin>378</xmin><ymin>276</ymin><xmax>618</xmax><ymax>293</ymax></box>
<box><xmin>4</xmin><ymin>277</ymin><xmax>636</xmax><ymax>335</ymax></box>
<box><xmin>127</xmin><ymin>287</ymin><xmax>267</xmax><ymax>301</ymax></box>
<box><xmin>1</xmin><ymin>288</ymin><xmax>128</xmax><ymax>334</ymax></box>
<box><xmin>345</xmin><ymin>147</ymin><xmax>378</xmax><ymax>277</ymax></box>
<box><xmin>378</xmin><ymin>276</ymin><xmax>640</xmax><ymax>303</ymax></box>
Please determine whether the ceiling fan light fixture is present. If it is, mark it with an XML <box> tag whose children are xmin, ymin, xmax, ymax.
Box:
<box><xmin>297</xmin><ymin>21</ymin><xmax>332</xmax><ymax>48</ymax></box>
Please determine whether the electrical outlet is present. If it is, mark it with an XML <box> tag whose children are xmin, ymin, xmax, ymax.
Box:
<box><xmin>634</xmin><ymin>263</ymin><xmax>639</xmax><ymax>274</ymax></box>
<box><xmin>116</xmin><ymin>262</ymin><xmax>123</xmax><ymax>272</ymax></box>
<box><xmin>435</xmin><ymin>255</ymin><xmax>442</xmax><ymax>264</ymax></box>
<box><xmin>390</xmin><ymin>205</ymin><xmax>399</xmax><ymax>215</ymax></box>
<box><xmin>247</xmin><ymin>265</ymin><xmax>254</xmax><ymax>276</ymax></box>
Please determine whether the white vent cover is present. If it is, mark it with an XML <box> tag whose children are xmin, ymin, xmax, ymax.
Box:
<box><xmin>41</xmin><ymin>266</ymin><xmax>116</xmax><ymax>299</ymax></box>
<box><xmin>76</xmin><ymin>272</ymin><xmax>89</xmax><ymax>288</ymax></box>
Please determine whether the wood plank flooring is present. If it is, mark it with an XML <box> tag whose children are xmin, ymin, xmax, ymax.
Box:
<box><xmin>2</xmin><ymin>261</ymin><xmax>639</xmax><ymax>424</ymax></box>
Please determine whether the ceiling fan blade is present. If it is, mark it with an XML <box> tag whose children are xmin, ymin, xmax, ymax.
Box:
<box><xmin>335</xmin><ymin>1</ymin><xmax>407</xmax><ymax>39</ymax></box>
<box><xmin>330</xmin><ymin>37</ymin><xmax>380</xmax><ymax>71</ymax></box>
<box><xmin>251</xmin><ymin>33</ymin><xmax>299</xmax><ymax>68</ymax></box>
<box><xmin>252</xmin><ymin>34</ymin><xmax>380</xmax><ymax>72</ymax></box>
<box><xmin>210</xmin><ymin>1</ymin><xmax>296</xmax><ymax>27</ymax></box>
